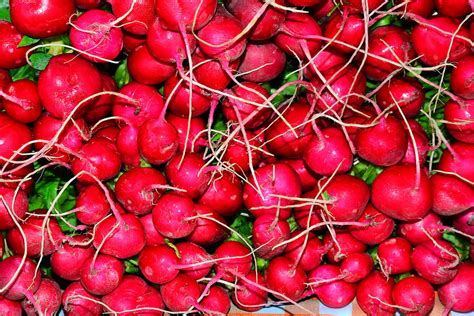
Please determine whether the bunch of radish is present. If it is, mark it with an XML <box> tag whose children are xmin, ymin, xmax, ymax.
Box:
<box><xmin>0</xmin><ymin>0</ymin><xmax>473</xmax><ymax>315</ymax></box>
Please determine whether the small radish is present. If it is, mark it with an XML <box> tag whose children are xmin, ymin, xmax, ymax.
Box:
<box><xmin>160</xmin><ymin>274</ymin><xmax>201</xmax><ymax>312</ymax></box>
<box><xmin>397</xmin><ymin>212</ymin><xmax>444</xmax><ymax>245</ymax></box>
<box><xmin>434</xmin><ymin>0</ymin><xmax>470</xmax><ymax>17</ymax></box>
<box><xmin>155</xmin><ymin>0</ymin><xmax>217</xmax><ymax>31</ymax></box>
<box><xmin>80</xmin><ymin>254</ymin><xmax>124</xmax><ymax>296</ymax></box>
<box><xmin>253</xmin><ymin>214</ymin><xmax>290</xmax><ymax>259</ymax></box>
<box><xmin>187</xmin><ymin>204</ymin><xmax>229</xmax><ymax>246</ymax></box>
<box><xmin>128</xmin><ymin>45</ymin><xmax>176</xmax><ymax>85</ymax></box>
<box><xmin>0</xmin><ymin>186</ymin><xmax>28</xmax><ymax>230</ymax></box>
<box><xmin>431</xmin><ymin>174</ymin><xmax>474</xmax><ymax>216</ymax></box>
<box><xmin>349</xmin><ymin>204</ymin><xmax>395</xmax><ymax>246</ymax></box>
<box><xmin>438</xmin><ymin>142</ymin><xmax>474</xmax><ymax>182</ymax></box>
<box><xmin>138</xmin><ymin>119</ymin><xmax>179</xmax><ymax>165</ymax></box>
<box><xmin>356</xmin><ymin>271</ymin><xmax>396</xmax><ymax>316</ymax></box>
<box><xmin>177</xmin><ymin>242</ymin><xmax>213</xmax><ymax>280</ymax></box>
<box><xmin>450</xmin><ymin>56</ymin><xmax>474</xmax><ymax>100</ymax></box>
<box><xmin>21</xmin><ymin>278</ymin><xmax>62</xmax><ymax>316</ymax></box>
<box><xmin>200</xmin><ymin>285</ymin><xmax>231</xmax><ymax>315</ymax></box>
<box><xmin>0</xmin><ymin>69</ymin><xmax>11</xmax><ymax>108</ymax></box>
<box><xmin>392</xmin><ymin>276</ymin><xmax>435</xmax><ymax>316</ymax></box>
<box><xmin>139</xmin><ymin>213</ymin><xmax>167</xmax><ymax>247</ymax></box>
<box><xmin>394</xmin><ymin>0</ymin><xmax>435</xmax><ymax>17</ymax></box>
<box><xmin>0</xmin><ymin>114</ymin><xmax>33</xmax><ymax>167</ymax></box>
<box><xmin>281</xmin><ymin>159</ymin><xmax>319</xmax><ymax>192</ymax></box>
<box><xmin>152</xmin><ymin>193</ymin><xmax>197</xmax><ymax>239</ymax></box>
<box><xmin>123</xmin><ymin>31</ymin><xmax>146</xmax><ymax>52</ymax></box>
<box><xmin>84</xmin><ymin>73</ymin><xmax>117</xmax><ymax>124</ymax></box>
<box><xmin>453</xmin><ymin>208</ymin><xmax>474</xmax><ymax>236</ymax></box>
<box><xmin>232</xmin><ymin>271</ymin><xmax>268</xmax><ymax>312</ymax></box>
<box><xmin>344</xmin><ymin>0</ymin><xmax>385</xmax><ymax>12</ymax></box>
<box><xmin>214</xmin><ymin>241</ymin><xmax>252</xmax><ymax>282</ymax></box>
<box><xmin>166</xmin><ymin>113</ymin><xmax>207</xmax><ymax>153</ymax></box>
<box><xmin>376</xmin><ymin>77</ymin><xmax>425</xmax><ymax>119</ymax></box>
<box><xmin>107</xmin><ymin>0</ymin><xmax>155</xmax><ymax>35</ymax></box>
<box><xmin>222</xmin><ymin>130</ymin><xmax>263</xmax><ymax>174</ymax></box>
<box><xmin>0</xmin><ymin>296</ymin><xmax>21</xmax><ymax>315</ymax></box>
<box><xmin>340</xmin><ymin>252</ymin><xmax>374</xmax><ymax>283</ymax></box>
<box><xmin>303</xmin><ymin>49</ymin><xmax>347</xmax><ymax>78</ymax></box>
<box><xmin>438</xmin><ymin>262</ymin><xmax>474</xmax><ymax>313</ymax></box>
<box><xmin>138</xmin><ymin>245</ymin><xmax>180</xmax><ymax>284</ymax></box>
<box><xmin>284</xmin><ymin>231</ymin><xmax>326</xmax><ymax>272</ymax></box>
<box><xmin>0</xmin><ymin>21</ymin><xmax>31</xmax><ymax>69</ymax></box>
<box><xmin>76</xmin><ymin>185</ymin><xmax>111</xmax><ymax>225</ymax></box>
<box><xmin>324</xmin><ymin>13</ymin><xmax>365</xmax><ymax>54</ymax></box>
<box><xmin>238</xmin><ymin>42</ymin><xmax>286</xmax><ymax>82</ymax></box>
<box><xmin>265</xmin><ymin>256</ymin><xmax>307</xmax><ymax>301</ymax></box>
<box><xmin>444</xmin><ymin>99</ymin><xmax>474</xmax><ymax>143</ymax></box>
<box><xmin>50</xmin><ymin>236</ymin><xmax>94</xmax><ymax>281</ymax></box>
<box><xmin>62</xmin><ymin>282</ymin><xmax>103</xmax><ymax>316</ymax></box>
<box><xmin>0</xmin><ymin>256</ymin><xmax>41</xmax><ymax>300</ymax></box>
<box><xmin>193</xmin><ymin>49</ymin><xmax>240</xmax><ymax>91</ymax></box>
<box><xmin>377</xmin><ymin>237</ymin><xmax>413</xmax><ymax>275</ymax></box>
<box><xmin>324</xmin><ymin>231</ymin><xmax>367</xmax><ymax>263</ymax></box>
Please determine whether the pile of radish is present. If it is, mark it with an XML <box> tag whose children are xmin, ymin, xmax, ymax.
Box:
<box><xmin>0</xmin><ymin>0</ymin><xmax>473</xmax><ymax>314</ymax></box>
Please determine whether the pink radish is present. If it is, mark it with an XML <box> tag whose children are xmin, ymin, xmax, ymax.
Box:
<box><xmin>62</xmin><ymin>282</ymin><xmax>103</xmax><ymax>316</ymax></box>
<box><xmin>253</xmin><ymin>214</ymin><xmax>290</xmax><ymax>259</ymax></box>
<box><xmin>166</xmin><ymin>113</ymin><xmax>207</xmax><ymax>153</ymax></box>
<box><xmin>450</xmin><ymin>56</ymin><xmax>474</xmax><ymax>100</ymax></box>
<box><xmin>438</xmin><ymin>262</ymin><xmax>474</xmax><ymax>313</ymax></box>
<box><xmin>107</xmin><ymin>0</ymin><xmax>155</xmax><ymax>35</ymax></box>
<box><xmin>340</xmin><ymin>252</ymin><xmax>374</xmax><ymax>283</ymax></box>
<box><xmin>438</xmin><ymin>142</ymin><xmax>474</xmax><ymax>182</ymax></box>
<box><xmin>80</xmin><ymin>254</ymin><xmax>124</xmax><ymax>296</ymax></box>
<box><xmin>187</xmin><ymin>204</ymin><xmax>229</xmax><ymax>246</ymax></box>
<box><xmin>0</xmin><ymin>256</ymin><xmax>41</xmax><ymax>300</ymax></box>
<box><xmin>324</xmin><ymin>231</ymin><xmax>367</xmax><ymax>263</ymax></box>
<box><xmin>21</xmin><ymin>278</ymin><xmax>62</xmax><ymax>316</ymax></box>
<box><xmin>0</xmin><ymin>21</ymin><xmax>31</xmax><ymax>69</ymax></box>
<box><xmin>0</xmin><ymin>186</ymin><xmax>28</xmax><ymax>230</ymax></box>
<box><xmin>431</xmin><ymin>174</ymin><xmax>474</xmax><ymax>216</ymax></box>
<box><xmin>284</xmin><ymin>231</ymin><xmax>326</xmax><ymax>272</ymax></box>
<box><xmin>349</xmin><ymin>203</ymin><xmax>395</xmax><ymax>245</ymax></box>
<box><xmin>50</xmin><ymin>236</ymin><xmax>94</xmax><ymax>281</ymax></box>
<box><xmin>377</xmin><ymin>237</ymin><xmax>413</xmax><ymax>275</ymax></box>
<box><xmin>265</xmin><ymin>256</ymin><xmax>307</xmax><ymax>301</ymax></box>
<box><xmin>238</xmin><ymin>42</ymin><xmax>286</xmax><ymax>82</ymax></box>
<box><xmin>160</xmin><ymin>273</ymin><xmax>201</xmax><ymax>312</ymax></box>
<box><xmin>76</xmin><ymin>185</ymin><xmax>111</xmax><ymax>225</ymax></box>
<box><xmin>232</xmin><ymin>271</ymin><xmax>268</xmax><ymax>312</ymax></box>
<box><xmin>128</xmin><ymin>45</ymin><xmax>175</xmax><ymax>85</ymax></box>
<box><xmin>177</xmin><ymin>242</ymin><xmax>213</xmax><ymax>280</ymax></box>
<box><xmin>138</xmin><ymin>245</ymin><xmax>180</xmax><ymax>284</ymax></box>
<box><xmin>152</xmin><ymin>193</ymin><xmax>197</xmax><ymax>239</ymax></box>
<box><xmin>155</xmin><ymin>0</ymin><xmax>217</xmax><ymax>31</ymax></box>
<box><xmin>397</xmin><ymin>212</ymin><xmax>444</xmax><ymax>245</ymax></box>
<box><xmin>376</xmin><ymin>77</ymin><xmax>425</xmax><ymax>118</ymax></box>
<box><xmin>200</xmin><ymin>285</ymin><xmax>231</xmax><ymax>315</ymax></box>
<box><xmin>214</xmin><ymin>241</ymin><xmax>252</xmax><ymax>282</ymax></box>
<box><xmin>324</xmin><ymin>13</ymin><xmax>365</xmax><ymax>54</ymax></box>
<box><xmin>139</xmin><ymin>213</ymin><xmax>166</xmax><ymax>247</ymax></box>
<box><xmin>444</xmin><ymin>99</ymin><xmax>474</xmax><ymax>143</ymax></box>
<box><xmin>356</xmin><ymin>271</ymin><xmax>396</xmax><ymax>315</ymax></box>
<box><xmin>138</xmin><ymin>119</ymin><xmax>179</xmax><ymax>165</ymax></box>
<box><xmin>0</xmin><ymin>114</ymin><xmax>33</xmax><ymax>167</ymax></box>
<box><xmin>392</xmin><ymin>276</ymin><xmax>435</xmax><ymax>316</ymax></box>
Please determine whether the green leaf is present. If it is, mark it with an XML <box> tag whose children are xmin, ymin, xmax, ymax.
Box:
<box><xmin>30</xmin><ymin>53</ymin><xmax>53</xmax><ymax>71</ymax></box>
<box><xmin>124</xmin><ymin>259</ymin><xmax>140</xmax><ymax>274</ymax></box>
<box><xmin>256</xmin><ymin>257</ymin><xmax>269</xmax><ymax>272</ymax></box>
<box><xmin>395</xmin><ymin>272</ymin><xmax>412</xmax><ymax>282</ymax></box>
<box><xmin>114</xmin><ymin>60</ymin><xmax>131</xmax><ymax>88</ymax></box>
<box><xmin>287</xmin><ymin>215</ymin><xmax>299</xmax><ymax>233</ymax></box>
<box><xmin>350</xmin><ymin>161</ymin><xmax>383</xmax><ymax>185</ymax></box>
<box><xmin>18</xmin><ymin>36</ymin><xmax>41</xmax><ymax>48</ymax></box>
<box><xmin>227</xmin><ymin>213</ymin><xmax>253</xmax><ymax>247</ymax></box>
<box><xmin>10</xmin><ymin>64</ymin><xmax>37</xmax><ymax>81</ymax></box>
<box><xmin>442</xmin><ymin>231</ymin><xmax>470</xmax><ymax>261</ymax></box>
<box><xmin>165</xmin><ymin>239</ymin><xmax>181</xmax><ymax>259</ymax></box>
<box><xmin>0</xmin><ymin>0</ymin><xmax>10</xmax><ymax>21</ymax></box>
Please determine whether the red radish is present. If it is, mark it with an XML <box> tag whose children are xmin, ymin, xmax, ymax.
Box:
<box><xmin>398</xmin><ymin>212</ymin><xmax>444</xmax><ymax>245</ymax></box>
<box><xmin>107</xmin><ymin>0</ymin><xmax>155</xmax><ymax>35</ymax></box>
<box><xmin>394</xmin><ymin>0</ymin><xmax>435</xmax><ymax>17</ymax></box>
<box><xmin>264</xmin><ymin>101</ymin><xmax>314</xmax><ymax>159</ymax></box>
<box><xmin>371</xmin><ymin>164</ymin><xmax>433</xmax><ymax>221</ymax></box>
<box><xmin>274</xmin><ymin>12</ymin><xmax>322</xmax><ymax>59</ymax></box>
<box><xmin>115</xmin><ymin>167</ymin><xmax>167</xmax><ymax>215</ymax></box>
<box><xmin>340</xmin><ymin>253</ymin><xmax>374</xmax><ymax>283</ymax></box>
<box><xmin>309</xmin><ymin>264</ymin><xmax>357</xmax><ymax>308</ymax></box>
<box><xmin>166</xmin><ymin>113</ymin><xmax>207</xmax><ymax>153</ymax></box>
<box><xmin>200</xmin><ymin>286</ymin><xmax>231</xmax><ymax>315</ymax></box>
<box><xmin>76</xmin><ymin>185</ymin><xmax>111</xmax><ymax>225</ymax></box>
<box><xmin>222</xmin><ymin>130</ymin><xmax>263</xmax><ymax>174</ymax></box>
<box><xmin>293</xmin><ymin>189</ymin><xmax>323</xmax><ymax>229</ymax></box>
<box><xmin>198</xmin><ymin>171</ymin><xmax>244</xmax><ymax>217</ymax></box>
<box><xmin>177</xmin><ymin>242</ymin><xmax>213</xmax><ymax>280</ymax></box>
<box><xmin>232</xmin><ymin>272</ymin><xmax>268</xmax><ymax>312</ymax></box>
<box><xmin>225</xmin><ymin>0</ymin><xmax>286</xmax><ymax>41</ymax></box>
<box><xmin>324</xmin><ymin>13</ymin><xmax>365</xmax><ymax>54</ymax></box>
<box><xmin>438</xmin><ymin>142</ymin><xmax>474</xmax><ymax>182</ymax></box>
<box><xmin>71</xmin><ymin>138</ymin><xmax>122</xmax><ymax>183</ymax></box>
<box><xmin>0</xmin><ymin>296</ymin><xmax>21</xmax><ymax>315</ymax></box>
<box><xmin>0</xmin><ymin>114</ymin><xmax>32</xmax><ymax>167</ymax></box>
<box><xmin>313</xmin><ymin>0</ymin><xmax>337</xmax><ymax>20</ymax></box>
<box><xmin>444</xmin><ymin>99</ymin><xmax>474</xmax><ymax>143</ymax></box>
<box><xmin>222</xmin><ymin>82</ymin><xmax>272</xmax><ymax>129</ymax></box>
<box><xmin>0</xmin><ymin>235</ymin><xmax>3</xmax><ymax>258</ymax></box>
<box><xmin>116</xmin><ymin>125</ymin><xmax>140</xmax><ymax>168</ymax></box>
<box><xmin>102</xmin><ymin>275</ymin><xmax>165</xmax><ymax>315</ymax></box>
<box><xmin>155</xmin><ymin>0</ymin><xmax>217</xmax><ymax>31</ymax></box>
<box><xmin>92</xmin><ymin>124</ymin><xmax>120</xmax><ymax>143</ymax></box>
<box><xmin>376</xmin><ymin>77</ymin><xmax>425</xmax><ymax>118</ymax></box>
<box><xmin>80</xmin><ymin>254</ymin><xmax>124</xmax><ymax>296</ymax></box>
<box><xmin>51</xmin><ymin>236</ymin><xmax>94</xmax><ymax>281</ymax></box>
<box><xmin>75</xmin><ymin>0</ymin><xmax>103</xmax><ymax>9</ymax></box>
<box><xmin>324</xmin><ymin>231</ymin><xmax>367</xmax><ymax>263</ymax></box>
<box><xmin>84</xmin><ymin>73</ymin><xmax>117</xmax><ymax>123</ymax></box>
<box><xmin>349</xmin><ymin>204</ymin><xmax>395</xmax><ymax>245</ymax></box>
<box><xmin>450</xmin><ymin>56</ymin><xmax>474</xmax><ymax>99</ymax></box>
<box><xmin>69</xmin><ymin>10</ymin><xmax>123</xmax><ymax>63</ymax></box>
<box><xmin>198</xmin><ymin>7</ymin><xmax>247</xmax><ymax>62</ymax></box>
<box><xmin>187</xmin><ymin>204</ymin><xmax>229</xmax><ymax>246</ymax></box>
<box><xmin>284</xmin><ymin>231</ymin><xmax>326</xmax><ymax>272</ymax></box>
<box><xmin>138</xmin><ymin>245</ymin><xmax>180</xmax><ymax>284</ymax></box>
<box><xmin>62</xmin><ymin>282</ymin><xmax>103</xmax><ymax>316</ymax></box>
<box><xmin>193</xmin><ymin>50</ymin><xmax>240</xmax><ymax>91</ymax></box>
<box><xmin>38</xmin><ymin>54</ymin><xmax>102</xmax><ymax>119</ymax></box>
<box><xmin>215</xmin><ymin>241</ymin><xmax>252</xmax><ymax>281</ymax></box>
<box><xmin>431</xmin><ymin>174</ymin><xmax>474</xmax><ymax>216</ymax></box>
<box><xmin>303</xmin><ymin>127</ymin><xmax>354</xmax><ymax>176</ymax></box>
<box><xmin>308</xmin><ymin>65</ymin><xmax>366</xmax><ymax>115</ymax></box>
<box><xmin>0</xmin><ymin>165</ymin><xmax>34</xmax><ymax>193</ymax></box>
<box><xmin>392</xmin><ymin>276</ymin><xmax>435</xmax><ymax>316</ymax></box>
<box><xmin>411</xmin><ymin>17</ymin><xmax>471</xmax><ymax>66</ymax></box>
<box><xmin>243</xmin><ymin>163</ymin><xmax>302</xmax><ymax>219</ymax></box>
<box><xmin>165</xmin><ymin>153</ymin><xmax>211</xmax><ymax>199</ymax></box>
<box><xmin>152</xmin><ymin>193</ymin><xmax>197</xmax><ymax>239</ymax></box>
<box><xmin>252</xmin><ymin>214</ymin><xmax>290</xmax><ymax>259</ymax></box>
<box><xmin>128</xmin><ymin>45</ymin><xmax>175</xmax><ymax>85</ymax></box>
<box><xmin>0</xmin><ymin>186</ymin><xmax>28</xmax><ymax>230</ymax></box>
<box><xmin>0</xmin><ymin>256</ymin><xmax>41</xmax><ymax>300</ymax></box>
<box><xmin>147</xmin><ymin>19</ymin><xmax>196</xmax><ymax>64</ymax></box>
<box><xmin>7</xmin><ymin>216</ymin><xmax>64</xmax><ymax>257</ymax></box>
<box><xmin>21</xmin><ymin>278</ymin><xmax>62</xmax><ymax>316</ymax></box>
<box><xmin>112</xmin><ymin>82</ymin><xmax>164</xmax><ymax>128</ymax></box>
<box><xmin>453</xmin><ymin>208</ymin><xmax>474</xmax><ymax>236</ymax></box>
<box><xmin>93</xmin><ymin>213</ymin><xmax>146</xmax><ymax>259</ymax></box>
<box><xmin>344</xmin><ymin>0</ymin><xmax>385</xmax><ymax>12</ymax></box>
<box><xmin>435</xmin><ymin>0</ymin><xmax>470</xmax><ymax>17</ymax></box>
<box><xmin>238</xmin><ymin>42</ymin><xmax>286</xmax><ymax>82</ymax></box>
<box><xmin>0</xmin><ymin>69</ymin><xmax>11</xmax><ymax>108</ymax></box>
<box><xmin>356</xmin><ymin>271</ymin><xmax>396</xmax><ymax>316</ymax></box>
<box><xmin>412</xmin><ymin>239</ymin><xmax>460</xmax><ymax>284</ymax></box>
<box><xmin>160</xmin><ymin>274</ymin><xmax>201</xmax><ymax>311</ymax></box>
<box><xmin>377</xmin><ymin>237</ymin><xmax>413</xmax><ymax>275</ymax></box>
<box><xmin>139</xmin><ymin>213</ymin><xmax>166</xmax><ymax>247</ymax></box>
<box><xmin>402</xmin><ymin>124</ymin><xmax>430</xmax><ymax>165</ymax></box>
<box><xmin>0</xmin><ymin>21</ymin><xmax>31</xmax><ymax>69</ymax></box>
<box><xmin>304</xmin><ymin>50</ymin><xmax>347</xmax><ymax>78</ymax></box>
<box><xmin>10</xmin><ymin>0</ymin><xmax>74</xmax><ymax>38</ymax></box>
<box><xmin>123</xmin><ymin>31</ymin><xmax>146</xmax><ymax>52</ymax></box>
<box><xmin>281</xmin><ymin>159</ymin><xmax>319</xmax><ymax>192</ymax></box>
<box><xmin>438</xmin><ymin>263</ymin><xmax>474</xmax><ymax>313</ymax></box>
<box><xmin>265</xmin><ymin>256</ymin><xmax>307</xmax><ymax>301</ymax></box>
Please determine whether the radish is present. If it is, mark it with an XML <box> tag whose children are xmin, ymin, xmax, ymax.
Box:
<box><xmin>0</xmin><ymin>296</ymin><xmax>21</xmax><ymax>315</ymax></box>
<box><xmin>187</xmin><ymin>204</ymin><xmax>229</xmax><ymax>246</ymax></box>
<box><xmin>438</xmin><ymin>142</ymin><xmax>474</xmax><ymax>182</ymax></box>
<box><xmin>356</xmin><ymin>271</ymin><xmax>396</xmax><ymax>316</ymax></box>
<box><xmin>214</xmin><ymin>241</ymin><xmax>252</xmax><ymax>282</ymax></box>
<box><xmin>265</xmin><ymin>256</ymin><xmax>307</xmax><ymax>301</ymax></box>
<box><xmin>51</xmin><ymin>236</ymin><xmax>94</xmax><ymax>281</ymax></box>
<box><xmin>155</xmin><ymin>0</ymin><xmax>217</xmax><ymax>32</ymax></box>
<box><xmin>281</xmin><ymin>159</ymin><xmax>319</xmax><ymax>192</ymax></box>
<box><xmin>139</xmin><ymin>213</ymin><xmax>166</xmax><ymax>247</ymax></box>
<box><xmin>324</xmin><ymin>231</ymin><xmax>367</xmax><ymax>263</ymax></box>
<box><xmin>166</xmin><ymin>113</ymin><xmax>207</xmax><ymax>152</ymax></box>
<box><xmin>102</xmin><ymin>275</ymin><xmax>165</xmax><ymax>315</ymax></box>
<box><xmin>62</xmin><ymin>282</ymin><xmax>103</xmax><ymax>316</ymax></box>
<box><xmin>10</xmin><ymin>0</ymin><xmax>74</xmax><ymax>38</ymax></box>
<box><xmin>284</xmin><ymin>231</ymin><xmax>326</xmax><ymax>272</ymax></box>
<box><xmin>225</xmin><ymin>0</ymin><xmax>286</xmax><ymax>41</ymax></box>
<box><xmin>0</xmin><ymin>186</ymin><xmax>28</xmax><ymax>230</ymax></box>
<box><xmin>377</xmin><ymin>237</ymin><xmax>413</xmax><ymax>275</ymax></box>
<box><xmin>0</xmin><ymin>69</ymin><xmax>11</xmax><ymax>108</ymax></box>
<box><xmin>84</xmin><ymin>73</ymin><xmax>117</xmax><ymax>124</ymax></box>
<box><xmin>243</xmin><ymin>163</ymin><xmax>302</xmax><ymax>219</ymax></box>
<box><xmin>397</xmin><ymin>212</ymin><xmax>444</xmax><ymax>245</ymax></box>
<box><xmin>92</xmin><ymin>123</ymin><xmax>120</xmax><ymax>142</ymax></box>
<box><xmin>376</xmin><ymin>77</ymin><xmax>425</xmax><ymax>118</ymax></box>
<box><xmin>453</xmin><ymin>208</ymin><xmax>474</xmax><ymax>236</ymax></box>
<box><xmin>200</xmin><ymin>285</ymin><xmax>231</xmax><ymax>315</ymax></box>
<box><xmin>238</xmin><ymin>42</ymin><xmax>286</xmax><ymax>82</ymax></box>
<box><xmin>123</xmin><ymin>31</ymin><xmax>146</xmax><ymax>52</ymax></box>
<box><xmin>128</xmin><ymin>45</ymin><xmax>175</xmax><ymax>85</ymax></box>
<box><xmin>107</xmin><ymin>0</ymin><xmax>155</xmax><ymax>35</ymax></box>
<box><xmin>371</xmin><ymin>164</ymin><xmax>433</xmax><ymax>221</ymax></box>
<box><xmin>450</xmin><ymin>56</ymin><xmax>474</xmax><ymax>99</ymax></box>
<box><xmin>435</xmin><ymin>0</ymin><xmax>470</xmax><ymax>17</ymax></box>
<box><xmin>412</xmin><ymin>239</ymin><xmax>460</xmax><ymax>284</ymax></box>
<box><xmin>193</xmin><ymin>49</ymin><xmax>240</xmax><ymax>91</ymax></box>
<box><xmin>287</xmin><ymin>0</ymin><xmax>323</xmax><ymax>5</ymax></box>
<box><xmin>114</xmin><ymin>167</ymin><xmax>167</xmax><ymax>215</ymax></box>
<box><xmin>93</xmin><ymin>213</ymin><xmax>146</xmax><ymax>259</ymax></box>
<box><xmin>444</xmin><ymin>99</ymin><xmax>474</xmax><ymax>143</ymax></box>
<box><xmin>160</xmin><ymin>274</ymin><xmax>201</xmax><ymax>312</ymax></box>
<box><xmin>116</xmin><ymin>125</ymin><xmax>140</xmax><ymax>168</ymax></box>
<box><xmin>349</xmin><ymin>203</ymin><xmax>395</xmax><ymax>245</ymax></box>
<box><xmin>38</xmin><ymin>54</ymin><xmax>103</xmax><ymax>119</ymax></box>
<box><xmin>411</xmin><ymin>17</ymin><xmax>471</xmax><ymax>66</ymax></box>
<box><xmin>344</xmin><ymin>0</ymin><xmax>385</xmax><ymax>12</ymax></box>
<box><xmin>76</xmin><ymin>185</ymin><xmax>111</xmax><ymax>225</ymax></box>
<box><xmin>0</xmin><ymin>165</ymin><xmax>34</xmax><ymax>193</ymax></box>
<box><xmin>253</xmin><ymin>214</ymin><xmax>290</xmax><ymax>259</ymax></box>
<box><xmin>0</xmin><ymin>256</ymin><xmax>41</xmax><ymax>301</ymax></box>
<box><xmin>138</xmin><ymin>245</ymin><xmax>180</xmax><ymax>284</ymax></box>
<box><xmin>324</xmin><ymin>13</ymin><xmax>365</xmax><ymax>54</ymax></box>
<box><xmin>308</xmin><ymin>264</ymin><xmax>357</xmax><ymax>308</ymax></box>
<box><xmin>293</xmin><ymin>190</ymin><xmax>323</xmax><ymax>229</ymax></box>
<box><xmin>431</xmin><ymin>174</ymin><xmax>474</xmax><ymax>216</ymax></box>
<box><xmin>402</xmin><ymin>122</ymin><xmax>430</xmax><ymax>165</ymax></box>
<box><xmin>340</xmin><ymin>252</ymin><xmax>374</xmax><ymax>283</ymax></box>
<box><xmin>0</xmin><ymin>21</ymin><xmax>31</xmax><ymax>69</ymax></box>
<box><xmin>80</xmin><ymin>254</ymin><xmax>124</xmax><ymax>296</ymax></box>
<box><xmin>0</xmin><ymin>114</ymin><xmax>33</xmax><ymax>167</ymax></box>
<box><xmin>152</xmin><ymin>193</ymin><xmax>197</xmax><ymax>239</ymax></box>
<box><xmin>438</xmin><ymin>263</ymin><xmax>474</xmax><ymax>313</ymax></box>
<box><xmin>222</xmin><ymin>130</ymin><xmax>263</xmax><ymax>174</ymax></box>
<box><xmin>232</xmin><ymin>271</ymin><xmax>268</xmax><ymax>312</ymax></box>
<box><xmin>304</xmin><ymin>50</ymin><xmax>348</xmax><ymax>78</ymax></box>
<box><xmin>392</xmin><ymin>276</ymin><xmax>435</xmax><ymax>315</ymax></box>
<box><xmin>75</xmin><ymin>0</ymin><xmax>103</xmax><ymax>9</ymax></box>
<box><xmin>176</xmin><ymin>242</ymin><xmax>213</xmax><ymax>280</ymax></box>
<box><xmin>21</xmin><ymin>278</ymin><xmax>62</xmax><ymax>316</ymax></box>
<box><xmin>394</xmin><ymin>0</ymin><xmax>435</xmax><ymax>17</ymax></box>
